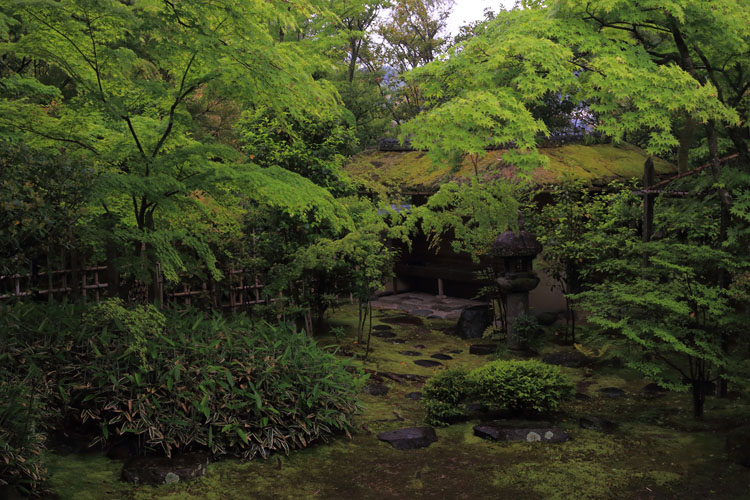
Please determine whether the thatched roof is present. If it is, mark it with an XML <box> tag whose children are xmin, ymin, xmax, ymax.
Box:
<box><xmin>344</xmin><ymin>143</ymin><xmax>674</xmax><ymax>195</ymax></box>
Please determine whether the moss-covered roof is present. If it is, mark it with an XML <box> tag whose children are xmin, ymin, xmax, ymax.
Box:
<box><xmin>345</xmin><ymin>143</ymin><xmax>674</xmax><ymax>194</ymax></box>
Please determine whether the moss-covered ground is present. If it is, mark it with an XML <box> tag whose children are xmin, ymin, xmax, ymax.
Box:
<box><xmin>46</xmin><ymin>305</ymin><xmax>750</xmax><ymax>499</ymax></box>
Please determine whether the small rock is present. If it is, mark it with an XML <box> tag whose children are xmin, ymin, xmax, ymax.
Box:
<box><xmin>579</xmin><ymin>416</ymin><xmax>617</xmax><ymax>432</ymax></box>
<box><xmin>599</xmin><ymin>387</ymin><xmax>626</xmax><ymax>398</ymax></box>
<box><xmin>377</xmin><ymin>427</ymin><xmax>438</xmax><ymax>450</ymax></box>
<box><xmin>372</xmin><ymin>331</ymin><xmax>397</xmax><ymax>339</ymax></box>
<box><xmin>642</xmin><ymin>382</ymin><xmax>668</xmax><ymax>397</ymax></box>
<box><xmin>405</xmin><ymin>392</ymin><xmax>423</xmax><ymax>401</ymax></box>
<box><xmin>469</xmin><ymin>344</ymin><xmax>496</xmax><ymax>355</ymax></box>
<box><xmin>413</xmin><ymin>344</ymin><xmax>427</xmax><ymax>349</ymax></box>
<box><xmin>448</xmin><ymin>349</ymin><xmax>462</xmax><ymax>354</ymax></box>
<box><xmin>399</xmin><ymin>350</ymin><xmax>423</xmax><ymax>357</ymax></box>
<box><xmin>574</xmin><ymin>392</ymin><xmax>591</xmax><ymax>401</ymax></box>
<box><xmin>414</xmin><ymin>359</ymin><xmax>442</xmax><ymax>368</ymax></box>
<box><xmin>542</xmin><ymin>350</ymin><xmax>590</xmax><ymax>368</ymax></box>
<box><xmin>373</xmin><ymin>325</ymin><xmax>393</xmax><ymax>331</ymax></box>
<box><xmin>121</xmin><ymin>452</ymin><xmax>208</xmax><ymax>485</ymax></box>
<box><xmin>430</xmin><ymin>353</ymin><xmax>453</xmax><ymax>360</ymax></box>
<box><xmin>386</xmin><ymin>339</ymin><xmax>406</xmax><ymax>344</ymax></box>
<box><xmin>727</xmin><ymin>424</ymin><xmax>750</xmax><ymax>467</ymax></box>
<box><xmin>363</xmin><ymin>382</ymin><xmax>389</xmax><ymax>396</ymax></box>
<box><xmin>465</xmin><ymin>402</ymin><xmax>489</xmax><ymax>414</ymax></box>
<box><xmin>456</xmin><ymin>305</ymin><xmax>493</xmax><ymax>339</ymax></box>
<box><xmin>473</xmin><ymin>421</ymin><xmax>568</xmax><ymax>443</ymax></box>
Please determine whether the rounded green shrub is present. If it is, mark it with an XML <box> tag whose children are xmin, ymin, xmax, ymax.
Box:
<box><xmin>465</xmin><ymin>360</ymin><xmax>574</xmax><ymax>414</ymax></box>
<box><xmin>422</xmin><ymin>368</ymin><xmax>469</xmax><ymax>426</ymax></box>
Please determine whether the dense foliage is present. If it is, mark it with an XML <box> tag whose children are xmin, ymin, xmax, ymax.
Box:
<box><xmin>422</xmin><ymin>368</ymin><xmax>469</xmax><ymax>427</ymax></box>
<box><xmin>423</xmin><ymin>361</ymin><xmax>574</xmax><ymax>425</ymax></box>
<box><xmin>0</xmin><ymin>300</ymin><xmax>365</xmax><ymax>492</ymax></box>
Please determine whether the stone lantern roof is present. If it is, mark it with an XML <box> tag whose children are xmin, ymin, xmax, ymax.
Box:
<box><xmin>491</xmin><ymin>230</ymin><xmax>542</xmax><ymax>258</ymax></box>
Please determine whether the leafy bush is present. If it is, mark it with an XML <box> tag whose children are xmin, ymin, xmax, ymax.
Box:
<box><xmin>1</xmin><ymin>301</ymin><xmax>366</xmax><ymax>461</ymax></box>
<box><xmin>465</xmin><ymin>360</ymin><xmax>574</xmax><ymax>414</ymax></box>
<box><xmin>512</xmin><ymin>314</ymin><xmax>542</xmax><ymax>350</ymax></box>
<box><xmin>422</xmin><ymin>368</ymin><xmax>469</xmax><ymax>426</ymax></box>
<box><xmin>0</xmin><ymin>375</ymin><xmax>48</xmax><ymax>496</ymax></box>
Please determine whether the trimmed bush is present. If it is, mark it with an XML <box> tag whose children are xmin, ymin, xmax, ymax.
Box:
<box><xmin>466</xmin><ymin>360</ymin><xmax>574</xmax><ymax>414</ymax></box>
<box><xmin>422</xmin><ymin>368</ymin><xmax>469</xmax><ymax>426</ymax></box>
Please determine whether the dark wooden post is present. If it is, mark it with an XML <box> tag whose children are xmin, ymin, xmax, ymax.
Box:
<box><xmin>642</xmin><ymin>157</ymin><xmax>656</xmax><ymax>267</ymax></box>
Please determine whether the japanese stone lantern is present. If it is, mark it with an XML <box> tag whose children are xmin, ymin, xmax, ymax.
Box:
<box><xmin>492</xmin><ymin>229</ymin><xmax>542</xmax><ymax>351</ymax></box>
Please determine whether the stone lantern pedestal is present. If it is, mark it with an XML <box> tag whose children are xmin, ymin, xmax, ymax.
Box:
<box><xmin>492</xmin><ymin>230</ymin><xmax>542</xmax><ymax>351</ymax></box>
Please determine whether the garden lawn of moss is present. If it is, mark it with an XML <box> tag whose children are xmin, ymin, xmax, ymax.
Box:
<box><xmin>46</xmin><ymin>305</ymin><xmax>750</xmax><ymax>499</ymax></box>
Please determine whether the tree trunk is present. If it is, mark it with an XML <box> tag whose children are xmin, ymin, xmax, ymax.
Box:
<box><xmin>691</xmin><ymin>380</ymin><xmax>705</xmax><ymax>418</ymax></box>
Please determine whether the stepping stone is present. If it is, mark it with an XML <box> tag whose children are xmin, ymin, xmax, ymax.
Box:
<box><xmin>399</xmin><ymin>350</ymin><xmax>423</xmax><ymax>357</ymax></box>
<box><xmin>410</xmin><ymin>309</ymin><xmax>434</xmax><ymax>317</ymax></box>
<box><xmin>381</xmin><ymin>315</ymin><xmax>424</xmax><ymax>326</ymax></box>
<box><xmin>473</xmin><ymin>421</ymin><xmax>568</xmax><ymax>443</ymax></box>
<box><xmin>469</xmin><ymin>344</ymin><xmax>496</xmax><ymax>355</ymax></box>
<box><xmin>372</xmin><ymin>331</ymin><xmax>397</xmax><ymax>339</ymax></box>
<box><xmin>413</xmin><ymin>344</ymin><xmax>427</xmax><ymax>349</ymax></box>
<box><xmin>386</xmin><ymin>339</ymin><xmax>406</xmax><ymax>344</ymax></box>
<box><xmin>363</xmin><ymin>382</ymin><xmax>389</xmax><ymax>396</ymax></box>
<box><xmin>542</xmin><ymin>350</ymin><xmax>590</xmax><ymax>368</ymax></box>
<box><xmin>377</xmin><ymin>427</ymin><xmax>437</xmax><ymax>450</ymax></box>
<box><xmin>405</xmin><ymin>392</ymin><xmax>423</xmax><ymax>401</ymax></box>
<box><xmin>579</xmin><ymin>416</ymin><xmax>617</xmax><ymax>432</ymax></box>
<box><xmin>373</xmin><ymin>325</ymin><xmax>393</xmax><ymax>331</ymax></box>
<box><xmin>599</xmin><ymin>387</ymin><xmax>626</xmax><ymax>398</ymax></box>
<box><xmin>414</xmin><ymin>359</ymin><xmax>442</xmax><ymax>368</ymax></box>
<box><xmin>122</xmin><ymin>452</ymin><xmax>208</xmax><ymax>485</ymax></box>
<box><xmin>574</xmin><ymin>392</ymin><xmax>591</xmax><ymax>401</ymax></box>
<box><xmin>431</xmin><ymin>353</ymin><xmax>453</xmax><ymax>360</ymax></box>
<box><xmin>448</xmin><ymin>349</ymin><xmax>462</xmax><ymax>354</ymax></box>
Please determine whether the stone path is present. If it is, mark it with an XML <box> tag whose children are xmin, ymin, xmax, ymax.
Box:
<box><xmin>371</xmin><ymin>292</ymin><xmax>487</xmax><ymax>321</ymax></box>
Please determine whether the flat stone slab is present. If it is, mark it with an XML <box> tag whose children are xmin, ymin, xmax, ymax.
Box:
<box><xmin>474</xmin><ymin>422</ymin><xmax>569</xmax><ymax>443</ymax></box>
<box><xmin>414</xmin><ymin>359</ymin><xmax>442</xmax><ymax>368</ymax></box>
<box><xmin>363</xmin><ymin>382</ymin><xmax>389</xmax><ymax>396</ymax></box>
<box><xmin>405</xmin><ymin>392</ymin><xmax>423</xmax><ymax>401</ymax></box>
<box><xmin>380</xmin><ymin>315</ymin><xmax>424</xmax><ymax>326</ymax></box>
<box><xmin>413</xmin><ymin>344</ymin><xmax>427</xmax><ymax>349</ymax></box>
<box><xmin>399</xmin><ymin>350</ymin><xmax>423</xmax><ymax>357</ymax></box>
<box><xmin>469</xmin><ymin>344</ymin><xmax>496</xmax><ymax>355</ymax></box>
<box><xmin>377</xmin><ymin>426</ymin><xmax>437</xmax><ymax>450</ymax></box>
<box><xmin>430</xmin><ymin>353</ymin><xmax>453</xmax><ymax>360</ymax></box>
<box><xmin>579</xmin><ymin>416</ymin><xmax>617</xmax><ymax>432</ymax></box>
<box><xmin>372</xmin><ymin>331</ymin><xmax>397</xmax><ymax>338</ymax></box>
<box><xmin>385</xmin><ymin>339</ymin><xmax>406</xmax><ymax>344</ymax></box>
<box><xmin>373</xmin><ymin>325</ymin><xmax>393</xmax><ymax>331</ymax></box>
<box><xmin>122</xmin><ymin>452</ymin><xmax>208</xmax><ymax>485</ymax></box>
<box><xmin>448</xmin><ymin>349</ymin><xmax>462</xmax><ymax>354</ymax></box>
<box><xmin>599</xmin><ymin>387</ymin><xmax>626</xmax><ymax>398</ymax></box>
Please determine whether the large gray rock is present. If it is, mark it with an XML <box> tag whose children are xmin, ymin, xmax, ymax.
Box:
<box><xmin>473</xmin><ymin>421</ymin><xmax>569</xmax><ymax>443</ymax></box>
<box><xmin>726</xmin><ymin>424</ymin><xmax>750</xmax><ymax>467</ymax></box>
<box><xmin>121</xmin><ymin>452</ymin><xmax>208</xmax><ymax>485</ymax></box>
<box><xmin>456</xmin><ymin>305</ymin><xmax>493</xmax><ymax>339</ymax></box>
<box><xmin>377</xmin><ymin>427</ymin><xmax>438</xmax><ymax>450</ymax></box>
